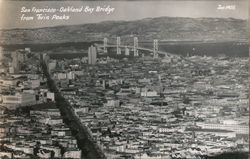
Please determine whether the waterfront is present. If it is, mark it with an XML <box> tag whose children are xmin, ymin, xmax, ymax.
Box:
<box><xmin>1</xmin><ymin>41</ymin><xmax>248</xmax><ymax>59</ymax></box>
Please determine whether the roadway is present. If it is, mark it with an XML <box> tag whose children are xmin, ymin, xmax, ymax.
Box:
<box><xmin>41</xmin><ymin>61</ymin><xmax>107</xmax><ymax>159</ymax></box>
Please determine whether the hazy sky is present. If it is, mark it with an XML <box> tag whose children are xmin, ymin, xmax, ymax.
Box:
<box><xmin>0</xmin><ymin>0</ymin><xmax>248</xmax><ymax>29</ymax></box>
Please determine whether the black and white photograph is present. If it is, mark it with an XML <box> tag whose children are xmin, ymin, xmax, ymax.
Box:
<box><xmin>0</xmin><ymin>0</ymin><xmax>249</xmax><ymax>159</ymax></box>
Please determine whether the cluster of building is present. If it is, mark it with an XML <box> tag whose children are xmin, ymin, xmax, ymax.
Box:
<box><xmin>46</xmin><ymin>45</ymin><xmax>249</xmax><ymax>159</ymax></box>
<box><xmin>0</xmin><ymin>47</ymin><xmax>82</xmax><ymax>159</ymax></box>
<box><xmin>0</xmin><ymin>107</ymin><xmax>81</xmax><ymax>159</ymax></box>
<box><xmin>0</xmin><ymin>48</ymin><xmax>55</xmax><ymax>110</ymax></box>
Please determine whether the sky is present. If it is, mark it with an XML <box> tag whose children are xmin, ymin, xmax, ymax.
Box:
<box><xmin>0</xmin><ymin>0</ymin><xmax>248</xmax><ymax>29</ymax></box>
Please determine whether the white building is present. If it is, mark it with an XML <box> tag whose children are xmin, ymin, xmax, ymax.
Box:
<box><xmin>2</xmin><ymin>93</ymin><xmax>36</xmax><ymax>107</ymax></box>
<box><xmin>46</xmin><ymin>92</ymin><xmax>55</xmax><ymax>101</ymax></box>
<box><xmin>141</xmin><ymin>91</ymin><xmax>158</xmax><ymax>97</ymax></box>
<box><xmin>48</xmin><ymin>60</ymin><xmax>57</xmax><ymax>73</ymax></box>
<box><xmin>196</xmin><ymin>122</ymin><xmax>249</xmax><ymax>134</ymax></box>
<box><xmin>63</xmin><ymin>149</ymin><xmax>81</xmax><ymax>159</ymax></box>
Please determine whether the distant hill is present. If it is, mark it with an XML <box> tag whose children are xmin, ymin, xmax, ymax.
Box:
<box><xmin>0</xmin><ymin>17</ymin><xmax>247</xmax><ymax>44</ymax></box>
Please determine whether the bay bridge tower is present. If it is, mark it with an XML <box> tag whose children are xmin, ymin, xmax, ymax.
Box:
<box><xmin>116</xmin><ymin>37</ymin><xmax>121</xmax><ymax>55</ymax></box>
<box><xmin>133</xmin><ymin>37</ymin><xmax>139</xmax><ymax>56</ymax></box>
<box><xmin>103</xmin><ymin>38</ymin><xmax>108</xmax><ymax>53</ymax></box>
<box><xmin>153</xmin><ymin>39</ymin><xmax>159</xmax><ymax>59</ymax></box>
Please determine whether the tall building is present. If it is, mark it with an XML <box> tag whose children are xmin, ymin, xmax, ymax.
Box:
<box><xmin>88</xmin><ymin>45</ymin><xmax>97</xmax><ymax>65</ymax></box>
<box><xmin>125</xmin><ymin>47</ymin><xmax>130</xmax><ymax>56</ymax></box>
<box><xmin>11</xmin><ymin>52</ymin><xmax>20</xmax><ymax>73</ymax></box>
<box><xmin>48</xmin><ymin>60</ymin><xmax>57</xmax><ymax>73</ymax></box>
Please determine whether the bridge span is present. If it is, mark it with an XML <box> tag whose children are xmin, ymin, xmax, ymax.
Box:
<box><xmin>96</xmin><ymin>44</ymin><xmax>177</xmax><ymax>58</ymax></box>
<box><xmin>93</xmin><ymin>37</ymin><xmax>206</xmax><ymax>67</ymax></box>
